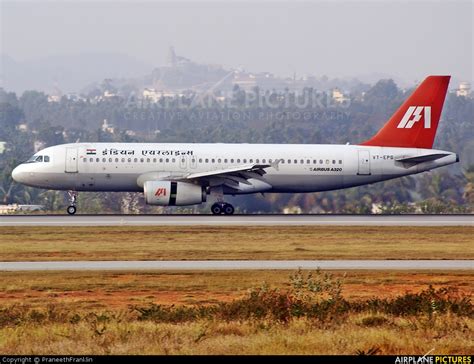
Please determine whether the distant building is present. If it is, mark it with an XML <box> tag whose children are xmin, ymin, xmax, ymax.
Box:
<box><xmin>456</xmin><ymin>82</ymin><xmax>471</xmax><ymax>97</ymax></box>
<box><xmin>0</xmin><ymin>204</ymin><xmax>44</xmax><ymax>214</ymax></box>
<box><xmin>103</xmin><ymin>90</ymin><xmax>117</xmax><ymax>98</ymax></box>
<box><xmin>17</xmin><ymin>123</ymin><xmax>28</xmax><ymax>132</ymax></box>
<box><xmin>102</xmin><ymin>119</ymin><xmax>115</xmax><ymax>134</ymax></box>
<box><xmin>34</xmin><ymin>140</ymin><xmax>46</xmax><ymax>153</ymax></box>
<box><xmin>233</xmin><ymin>71</ymin><xmax>257</xmax><ymax>91</ymax></box>
<box><xmin>143</xmin><ymin>88</ymin><xmax>161</xmax><ymax>103</ymax></box>
<box><xmin>0</xmin><ymin>141</ymin><xmax>6</xmax><ymax>154</ymax></box>
<box><xmin>331</xmin><ymin>88</ymin><xmax>350</xmax><ymax>104</ymax></box>
<box><xmin>47</xmin><ymin>95</ymin><xmax>61</xmax><ymax>103</ymax></box>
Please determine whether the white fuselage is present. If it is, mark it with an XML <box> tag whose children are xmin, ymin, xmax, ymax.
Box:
<box><xmin>12</xmin><ymin>142</ymin><xmax>458</xmax><ymax>194</ymax></box>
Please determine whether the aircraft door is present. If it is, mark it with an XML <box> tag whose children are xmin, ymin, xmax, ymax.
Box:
<box><xmin>357</xmin><ymin>150</ymin><xmax>371</xmax><ymax>175</ymax></box>
<box><xmin>65</xmin><ymin>148</ymin><xmax>78</xmax><ymax>173</ymax></box>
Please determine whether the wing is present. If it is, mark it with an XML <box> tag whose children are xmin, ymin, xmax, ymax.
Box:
<box><xmin>182</xmin><ymin>163</ymin><xmax>276</xmax><ymax>193</ymax></box>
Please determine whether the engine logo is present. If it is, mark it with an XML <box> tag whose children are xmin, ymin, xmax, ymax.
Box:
<box><xmin>155</xmin><ymin>188</ymin><xmax>167</xmax><ymax>197</ymax></box>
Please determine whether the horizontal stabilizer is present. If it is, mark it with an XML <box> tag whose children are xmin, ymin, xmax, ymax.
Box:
<box><xmin>395</xmin><ymin>153</ymin><xmax>450</xmax><ymax>164</ymax></box>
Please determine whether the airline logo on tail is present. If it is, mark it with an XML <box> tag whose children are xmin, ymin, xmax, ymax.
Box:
<box><xmin>397</xmin><ymin>106</ymin><xmax>431</xmax><ymax>129</ymax></box>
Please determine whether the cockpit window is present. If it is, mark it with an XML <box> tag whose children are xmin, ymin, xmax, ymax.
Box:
<box><xmin>26</xmin><ymin>155</ymin><xmax>46</xmax><ymax>163</ymax></box>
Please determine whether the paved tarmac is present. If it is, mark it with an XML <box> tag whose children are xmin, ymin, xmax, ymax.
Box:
<box><xmin>0</xmin><ymin>260</ymin><xmax>472</xmax><ymax>271</ymax></box>
<box><xmin>0</xmin><ymin>214</ymin><xmax>472</xmax><ymax>226</ymax></box>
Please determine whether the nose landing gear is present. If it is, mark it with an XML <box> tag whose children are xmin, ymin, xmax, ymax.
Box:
<box><xmin>67</xmin><ymin>191</ymin><xmax>77</xmax><ymax>215</ymax></box>
<box><xmin>211</xmin><ymin>202</ymin><xmax>235</xmax><ymax>215</ymax></box>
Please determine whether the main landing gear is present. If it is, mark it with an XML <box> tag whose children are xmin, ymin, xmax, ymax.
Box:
<box><xmin>211</xmin><ymin>202</ymin><xmax>235</xmax><ymax>215</ymax></box>
<box><xmin>67</xmin><ymin>191</ymin><xmax>77</xmax><ymax>215</ymax></box>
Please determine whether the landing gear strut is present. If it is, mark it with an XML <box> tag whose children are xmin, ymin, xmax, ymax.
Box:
<box><xmin>211</xmin><ymin>202</ymin><xmax>234</xmax><ymax>215</ymax></box>
<box><xmin>67</xmin><ymin>191</ymin><xmax>77</xmax><ymax>215</ymax></box>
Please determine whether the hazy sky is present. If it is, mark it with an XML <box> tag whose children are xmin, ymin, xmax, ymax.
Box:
<box><xmin>1</xmin><ymin>0</ymin><xmax>473</xmax><ymax>83</ymax></box>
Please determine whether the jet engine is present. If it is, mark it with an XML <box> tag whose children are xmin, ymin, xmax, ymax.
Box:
<box><xmin>143</xmin><ymin>181</ymin><xmax>206</xmax><ymax>206</ymax></box>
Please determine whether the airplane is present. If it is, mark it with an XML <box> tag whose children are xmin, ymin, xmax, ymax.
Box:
<box><xmin>11</xmin><ymin>75</ymin><xmax>458</xmax><ymax>215</ymax></box>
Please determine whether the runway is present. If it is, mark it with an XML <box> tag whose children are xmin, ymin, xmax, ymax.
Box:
<box><xmin>0</xmin><ymin>260</ymin><xmax>472</xmax><ymax>271</ymax></box>
<box><xmin>0</xmin><ymin>214</ymin><xmax>472</xmax><ymax>226</ymax></box>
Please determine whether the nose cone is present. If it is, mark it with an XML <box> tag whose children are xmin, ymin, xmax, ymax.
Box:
<box><xmin>12</xmin><ymin>165</ymin><xmax>26</xmax><ymax>184</ymax></box>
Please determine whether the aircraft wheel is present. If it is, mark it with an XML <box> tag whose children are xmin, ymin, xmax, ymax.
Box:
<box><xmin>223</xmin><ymin>203</ymin><xmax>234</xmax><ymax>215</ymax></box>
<box><xmin>211</xmin><ymin>203</ymin><xmax>223</xmax><ymax>215</ymax></box>
<box><xmin>67</xmin><ymin>205</ymin><xmax>77</xmax><ymax>215</ymax></box>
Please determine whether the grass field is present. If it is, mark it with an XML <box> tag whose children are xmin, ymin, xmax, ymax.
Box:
<box><xmin>0</xmin><ymin>270</ymin><xmax>472</xmax><ymax>355</ymax></box>
<box><xmin>0</xmin><ymin>226</ymin><xmax>473</xmax><ymax>261</ymax></box>
<box><xmin>0</xmin><ymin>226</ymin><xmax>472</xmax><ymax>354</ymax></box>
<box><xmin>0</xmin><ymin>270</ymin><xmax>472</xmax><ymax>309</ymax></box>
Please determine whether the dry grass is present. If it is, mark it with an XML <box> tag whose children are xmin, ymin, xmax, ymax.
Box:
<box><xmin>1</xmin><ymin>316</ymin><xmax>472</xmax><ymax>355</ymax></box>
<box><xmin>0</xmin><ymin>270</ymin><xmax>472</xmax><ymax>354</ymax></box>
<box><xmin>0</xmin><ymin>270</ymin><xmax>472</xmax><ymax>310</ymax></box>
<box><xmin>0</xmin><ymin>226</ymin><xmax>473</xmax><ymax>261</ymax></box>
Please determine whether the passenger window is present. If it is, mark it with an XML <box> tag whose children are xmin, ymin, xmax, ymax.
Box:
<box><xmin>159</xmin><ymin>158</ymin><xmax>163</xmax><ymax>163</ymax></box>
<box><xmin>153</xmin><ymin>158</ymin><xmax>157</xmax><ymax>163</ymax></box>
<box><xmin>172</xmin><ymin>158</ymin><xmax>176</xmax><ymax>163</ymax></box>
<box><xmin>224</xmin><ymin>159</ymin><xmax>228</xmax><ymax>163</ymax></box>
<box><xmin>147</xmin><ymin>158</ymin><xmax>150</xmax><ymax>163</ymax></box>
<box><xmin>313</xmin><ymin>160</ymin><xmax>317</xmax><ymax>164</ymax></box>
<box><xmin>83</xmin><ymin>158</ymin><xmax>87</xmax><ymax>163</ymax></box>
<box><xmin>294</xmin><ymin>159</ymin><xmax>297</xmax><ymax>164</ymax></box>
<box><xmin>128</xmin><ymin>158</ymin><xmax>132</xmax><ymax>163</ymax></box>
<box><xmin>103</xmin><ymin>158</ymin><xmax>106</xmax><ymax>163</ymax></box>
<box><xmin>319</xmin><ymin>159</ymin><xmax>323</xmax><ymax>164</ymax></box>
<box><xmin>262</xmin><ymin>159</ymin><xmax>266</xmax><ymax>163</ymax></box>
<box><xmin>332</xmin><ymin>160</ymin><xmax>336</xmax><ymax>164</ymax></box>
<box><xmin>326</xmin><ymin>160</ymin><xmax>330</xmax><ymax>164</ymax></box>
<box><xmin>249</xmin><ymin>159</ymin><xmax>253</xmax><ymax>163</ymax></box>
<box><xmin>339</xmin><ymin>160</ymin><xmax>342</xmax><ymax>164</ymax></box>
<box><xmin>90</xmin><ymin>158</ymin><xmax>93</xmax><ymax>162</ymax></box>
<box><xmin>166</xmin><ymin>158</ymin><xmax>169</xmax><ymax>163</ymax></box>
<box><xmin>96</xmin><ymin>158</ymin><xmax>100</xmax><ymax>162</ymax></box>
<box><xmin>44</xmin><ymin>156</ymin><xmax>50</xmax><ymax>162</ymax></box>
<box><xmin>212</xmin><ymin>159</ymin><xmax>215</xmax><ymax>163</ymax></box>
<box><xmin>109</xmin><ymin>158</ymin><xmax>113</xmax><ymax>162</ymax></box>
<box><xmin>230</xmin><ymin>159</ymin><xmax>234</xmax><ymax>163</ymax></box>
<box><xmin>243</xmin><ymin>159</ymin><xmax>247</xmax><ymax>163</ymax></box>
<box><xmin>115</xmin><ymin>158</ymin><xmax>119</xmax><ymax>162</ymax></box>
<box><xmin>218</xmin><ymin>158</ymin><xmax>221</xmax><ymax>163</ymax></box>
<box><xmin>307</xmin><ymin>159</ymin><xmax>310</xmax><ymax>164</ymax></box>
<box><xmin>205</xmin><ymin>159</ymin><xmax>209</xmax><ymax>163</ymax></box>
<box><xmin>122</xmin><ymin>158</ymin><xmax>125</xmax><ymax>163</ymax></box>
<box><xmin>256</xmin><ymin>159</ymin><xmax>259</xmax><ymax>163</ymax></box>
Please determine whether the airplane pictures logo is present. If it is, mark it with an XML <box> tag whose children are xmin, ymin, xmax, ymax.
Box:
<box><xmin>155</xmin><ymin>188</ymin><xmax>167</xmax><ymax>197</ymax></box>
<box><xmin>397</xmin><ymin>106</ymin><xmax>431</xmax><ymax>129</ymax></box>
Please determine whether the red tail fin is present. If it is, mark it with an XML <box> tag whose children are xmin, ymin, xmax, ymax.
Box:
<box><xmin>361</xmin><ymin>75</ymin><xmax>450</xmax><ymax>148</ymax></box>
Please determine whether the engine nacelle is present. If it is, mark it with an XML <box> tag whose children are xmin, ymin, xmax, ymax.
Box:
<box><xmin>143</xmin><ymin>181</ymin><xmax>206</xmax><ymax>206</ymax></box>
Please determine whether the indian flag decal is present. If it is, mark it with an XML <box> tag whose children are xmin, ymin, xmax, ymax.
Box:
<box><xmin>86</xmin><ymin>148</ymin><xmax>97</xmax><ymax>155</ymax></box>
